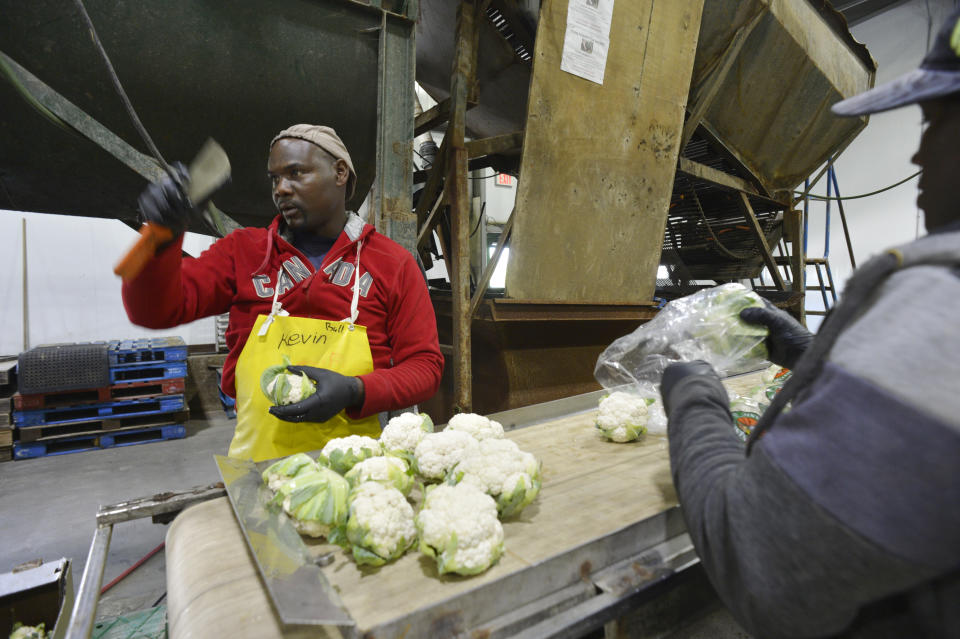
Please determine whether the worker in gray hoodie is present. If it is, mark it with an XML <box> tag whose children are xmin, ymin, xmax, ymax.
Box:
<box><xmin>659</xmin><ymin>8</ymin><xmax>960</xmax><ymax>638</ymax></box>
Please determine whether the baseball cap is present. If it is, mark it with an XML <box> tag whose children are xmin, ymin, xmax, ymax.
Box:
<box><xmin>270</xmin><ymin>124</ymin><xmax>357</xmax><ymax>198</ymax></box>
<box><xmin>833</xmin><ymin>7</ymin><xmax>960</xmax><ymax>116</ymax></box>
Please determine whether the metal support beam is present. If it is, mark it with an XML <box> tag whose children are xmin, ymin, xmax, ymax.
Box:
<box><xmin>0</xmin><ymin>51</ymin><xmax>163</xmax><ymax>183</ymax></box>
<box><xmin>97</xmin><ymin>482</ymin><xmax>226</xmax><ymax>525</ymax></box>
<box><xmin>65</xmin><ymin>525</ymin><xmax>112</xmax><ymax>639</ymax></box>
<box><xmin>447</xmin><ymin>0</ymin><xmax>480</xmax><ymax>413</ymax></box>
<box><xmin>64</xmin><ymin>483</ymin><xmax>231</xmax><ymax>638</ymax></box>
<box><xmin>372</xmin><ymin>11</ymin><xmax>417</xmax><ymax>254</ymax></box>
<box><xmin>740</xmin><ymin>192</ymin><xmax>787</xmax><ymax>291</ymax></box>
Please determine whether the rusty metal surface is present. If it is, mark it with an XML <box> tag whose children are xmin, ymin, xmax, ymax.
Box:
<box><xmin>692</xmin><ymin>0</ymin><xmax>876</xmax><ymax>193</ymax></box>
<box><xmin>371</xmin><ymin>10</ymin><xmax>417</xmax><ymax>252</ymax></box>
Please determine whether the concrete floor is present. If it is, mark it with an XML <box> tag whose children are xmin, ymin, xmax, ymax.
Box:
<box><xmin>0</xmin><ymin>413</ymin><xmax>236</xmax><ymax>620</ymax></box>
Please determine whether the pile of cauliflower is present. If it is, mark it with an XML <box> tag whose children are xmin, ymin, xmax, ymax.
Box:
<box><xmin>258</xmin><ymin>411</ymin><xmax>542</xmax><ymax>577</ymax></box>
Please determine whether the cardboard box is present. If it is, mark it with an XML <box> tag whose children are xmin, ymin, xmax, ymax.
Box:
<box><xmin>0</xmin><ymin>558</ymin><xmax>73</xmax><ymax>639</ymax></box>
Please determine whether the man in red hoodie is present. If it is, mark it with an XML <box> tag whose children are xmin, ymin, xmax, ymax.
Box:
<box><xmin>123</xmin><ymin>125</ymin><xmax>443</xmax><ymax>460</ymax></box>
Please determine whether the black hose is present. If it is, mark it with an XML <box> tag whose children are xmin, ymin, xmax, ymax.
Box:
<box><xmin>71</xmin><ymin>0</ymin><xmax>181</xmax><ymax>187</ymax></box>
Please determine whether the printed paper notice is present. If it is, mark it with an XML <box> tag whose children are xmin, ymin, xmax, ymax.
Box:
<box><xmin>560</xmin><ymin>0</ymin><xmax>615</xmax><ymax>85</ymax></box>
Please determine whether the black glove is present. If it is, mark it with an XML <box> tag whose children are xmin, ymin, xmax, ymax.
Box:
<box><xmin>137</xmin><ymin>162</ymin><xmax>193</xmax><ymax>235</ymax></box>
<box><xmin>660</xmin><ymin>360</ymin><xmax>718</xmax><ymax>417</ymax></box>
<box><xmin>739</xmin><ymin>304</ymin><xmax>813</xmax><ymax>370</ymax></box>
<box><xmin>269</xmin><ymin>366</ymin><xmax>364</xmax><ymax>423</ymax></box>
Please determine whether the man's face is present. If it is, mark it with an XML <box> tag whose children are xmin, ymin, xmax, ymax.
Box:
<box><xmin>913</xmin><ymin>97</ymin><xmax>960</xmax><ymax>231</ymax></box>
<box><xmin>267</xmin><ymin>138</ymin><xmax>350</xmax><ymax>235</ymax></box>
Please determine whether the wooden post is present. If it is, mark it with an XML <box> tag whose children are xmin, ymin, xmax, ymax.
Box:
<box><xmin>783</xmin><ymin>207</ymin><xmax>806</xmax><ymax>323</ymax></box>
<box><xmin>447</xmin><ymin>0</ymin><xmax>480</xmax><ymax>413</ymax></box>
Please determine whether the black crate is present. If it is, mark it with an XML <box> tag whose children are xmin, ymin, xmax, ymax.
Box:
<box><xmin>18</xmin><ymin>344</ymin><xmax>110</xmax><ymax>394</ymax></box>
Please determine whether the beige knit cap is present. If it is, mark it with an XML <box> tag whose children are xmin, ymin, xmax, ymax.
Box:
<box><xmin>270</xmin><ymin>124</ymin><xmax>356</xmax><ymax>198</ymax></box>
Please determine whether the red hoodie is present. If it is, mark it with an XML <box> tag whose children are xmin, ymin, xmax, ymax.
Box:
<box><xmin>122</xmin><ymin>214</ymin><xmax>443</xmax><ymax>418</ymax></box>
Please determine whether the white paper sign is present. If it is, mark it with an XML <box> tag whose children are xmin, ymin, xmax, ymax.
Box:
<box><xmin>560</xmin><ymin>0</ymin><xmax>615</xmax><ymax>85</ymax></box>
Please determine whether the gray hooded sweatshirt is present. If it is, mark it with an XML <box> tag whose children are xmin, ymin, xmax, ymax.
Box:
<box><xmin>665</xmin><ymin>228</ymin><xmax>960</xmax><ymax>638</ymax></box>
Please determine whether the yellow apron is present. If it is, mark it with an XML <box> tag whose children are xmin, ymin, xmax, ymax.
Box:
<box><xmin>228</xmin><ymin>247</ymin><xmax>380</xmax><ymax>461</ymax></box>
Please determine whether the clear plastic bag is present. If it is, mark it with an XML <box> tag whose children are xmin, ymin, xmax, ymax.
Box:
<box><xmin>728</xmin><ymin>365</ymin><xmax>792</xmax><ymax>441</ymax></box>
<box><xmin>595</xmin><ymin>283</ymin><xmax>770</xmax><ymax>390</ymax></box>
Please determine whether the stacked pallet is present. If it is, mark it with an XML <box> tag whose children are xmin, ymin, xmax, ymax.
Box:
<box><xmin>11</xmin><ymin>338</ymin><xmax>190</xmax><ymax>460</ymax></box>
<box><xmin>0</xmin><ymin>360</ymin><xmax>15</xmax><ymax>462</ymax></box>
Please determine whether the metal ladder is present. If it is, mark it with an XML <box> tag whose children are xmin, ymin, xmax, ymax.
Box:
<box><xmin>802</xmin><ymin>162</ymin><xmax>857</xmax><ymax>317</ymax></box>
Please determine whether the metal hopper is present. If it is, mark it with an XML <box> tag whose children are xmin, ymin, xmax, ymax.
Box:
<box><xmin>689</xmin><ymin>0</ymin><xmax>875</xmax><ymax>195</ymax></box>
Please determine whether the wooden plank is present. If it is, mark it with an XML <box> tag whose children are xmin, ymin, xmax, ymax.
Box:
<box><xmin>506</xmin><ymin>0</ymin><xmax>706</xmax><ymax>304</ymax></box>
<box><xmin>740</xmin><ymin>192</ymin><xmax>787</xmax><ymax>291</ymax></box>
<box><xmin>465</xmin><ymin>131</ymin><xmax>524</xmax><ymax>159</ymax></box>
<box><xmin>677</xmin><ymin>157</ymin><xmax>759</xmax><ymax>196</ymax></box>
<box><xmin>414</xmin><ymin>98</ymin><xmax>451</xmax><ymax>136</ymax></box>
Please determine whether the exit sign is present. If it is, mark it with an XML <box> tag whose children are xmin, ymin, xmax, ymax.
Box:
<box><xmin>495</xmin><ymin>173</ymin><xmax>513</xmax><ymax>187</ymax></box>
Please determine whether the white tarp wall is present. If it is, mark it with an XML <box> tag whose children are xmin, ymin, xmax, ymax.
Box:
<box><xmin>0</xmin><ymin>211</ymin><xmax>217</xmax><ymax>357</ymax></box>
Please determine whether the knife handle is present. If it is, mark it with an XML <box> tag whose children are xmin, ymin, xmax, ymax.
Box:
<box><xmin>114</xmin><ymin>222</ymin><xmax>175</xmax><ymax>281</ymax></box>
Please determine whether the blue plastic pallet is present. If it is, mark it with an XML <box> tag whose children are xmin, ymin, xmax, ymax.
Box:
<box><xmin>13</xmin><ymin>424</ymin><xmax>186</xmax><ymax>459</ymax></box>
<box><xmin>14</xmin><ymin>395</ymin><xmax>185</xmax><ymax>427</ymax></box>
<box><xmin>109</xmin><ymin>361</ymin><xmax>188</xmax><ymax>384</ymax></box>
<box><xmin>108</xmin><ymin>337</ymin><xmax>187</xmax><ymax>366</ymax></box>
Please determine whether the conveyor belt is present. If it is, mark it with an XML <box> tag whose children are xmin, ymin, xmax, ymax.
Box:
<box><xmin>165</xmin><ymin>372</ymin><xmax>767</xmax><ymax>638</ymax></box>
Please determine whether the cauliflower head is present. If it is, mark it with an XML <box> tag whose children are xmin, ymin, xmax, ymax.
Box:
<box><xmin>413</xmin><ymin>430</ymin><xmax>480</xmax><ymax>481</ymax></box>
<box><xmin>272</xmin><ymin>467</ymin><xmax>350</xmax><ymax>538</ymax></box>
<box><xmin>379</xmin><ymin>412</ymin><xmax>434</xmax><ymax>454</ymax></box>
<box><xmin>333</xmin><ymin>481</ymin><xmax>417</xmax><ymax>566</ymax></box>
<box><xmin>344</xmin><ymin>455</ymin><xmax>413</xmax><ymax>495</ymax></box>
<box><xmin>261</xmin><ymin>452</ymin><xmax>319</xmax><ymax>492</ymax></box>
<box><xmin>450</xmin><ymin>438</ymin><xmax>542</xmax><ymax>517</ymax></box>
<box><xmin>416</xmin><ymin>483</ymin><xmax>505</xmax><ymax>576</ymax></box>
<box><xmin>321</xmin><ymin>435</ymin><xmax>383</xmax><ymax>474</ymax></box>
<box><xmin>260</xmin><ymin>355</ymin><xmax>316</xmax><ymax>405</ymax></box>
<box><xmin>596</xmin><ymin>391</ymin><xmax>655</xmax><ymax>442</ymax></box>
<box><xmin>446</xmin><ymin>412</ymin><xmax>505</xmax><ymax>441</ymax></box>
<box><xmin>9</xmin><ymin>624</ymin><xmax>49</xmax><ymax>639</ymax></box>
